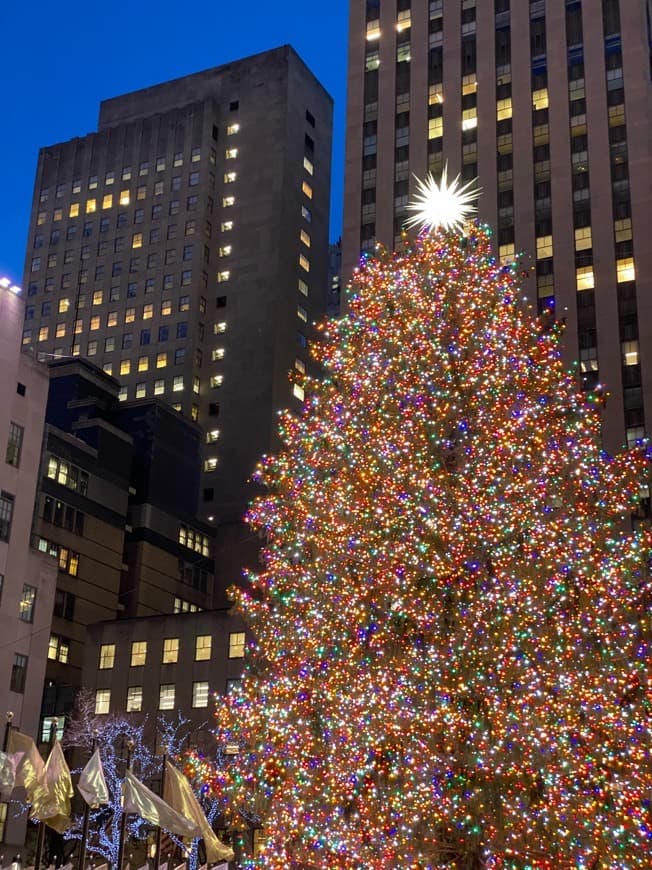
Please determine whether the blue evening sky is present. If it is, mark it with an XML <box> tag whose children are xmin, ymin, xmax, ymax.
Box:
<box><xmin>0</xmin><ymin>0</ymin><xmax>349</xmax><ymax>284</ymax></box>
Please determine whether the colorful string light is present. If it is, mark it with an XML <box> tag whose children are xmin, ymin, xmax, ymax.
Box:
<box><xmin>212</xmin><ymin>224</ymin><xmax>652</xmax><ymax>868</ymax></box>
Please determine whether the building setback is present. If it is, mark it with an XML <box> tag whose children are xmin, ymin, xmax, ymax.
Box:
<box><xmin>343</xmin><ymin>0</ymin><xmax>652</xmax><ymax>457</ymax></box>
<box><xmin>22</xmin><ymin>46</ymin><xmax>333</xmax><ymax>535</ymax></box>
<box><xmin>35</xmin><ymin>359</ymin><xmax>216</xmax><ymax>742</ymax></box>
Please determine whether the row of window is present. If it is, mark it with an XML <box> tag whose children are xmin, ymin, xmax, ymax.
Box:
<box><xmin>94</xmin><ymin>677</ymin><xmax>241</xmax><ymax>714</ymax></box>
<box><xmin>5</xmin><ymin>422</ymin><xmax>24</xmax><ymax>468</ymax></box>
<box><xmin>46</xmin><ymin>455</ymin><xmax>90</xmax><ymax>495</ymax></box>
<box><xmin>36</xmin><ymin>537</ymin><xmax>80</xmax><ymax>576</ymax></box>
<box><xmin>99</xmin><ymin>631</ymin><xmax>244</xmax><ymax>669</ymax></box>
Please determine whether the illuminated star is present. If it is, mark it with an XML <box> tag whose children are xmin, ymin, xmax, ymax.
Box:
<box><xmin>404</xmin><ymin>164</ymin><xmax>481</xmax><ymax>233</ymax></box>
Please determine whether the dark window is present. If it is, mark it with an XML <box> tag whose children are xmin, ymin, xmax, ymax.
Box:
<box><xmin>140</xmin><ymin>329</ymin><xmax>151</xmax><ymax>346</ymax></box>
<box><xmin>216</xmin><ymin>296</ymin><xmax>227</xmax><ymax>308</ymax></box>
<box><xmin>305</xmin><ymin>134</ymin><xmax>314</xmax><ymax>154</ymax></box>
<box><xmin>10</xmin><ymin>653</ymin><xmax>28</xmax><ymax>693</ymax></box>
<box><xmin>209</xmin><ymin>403</ymin><xmax>220</xmax><ymax>417</ymax></box>
<box><xmin>16</xmin><ymin>383</ymin><xmax>26</xmax><ymax>396</ymax></box>
<box><xmin>176</xmin><ymin>322</ymin><xmax>188</xmax><ymax>339</ymax></box>
<box><xmin>203</xmin><ymin>487</ymin><xmax>214</xmax><ymax>501</ymax></box>
<box><xmin>159</xmin><ymin>326</ymin><xmax>169</xmax><ymax>342</ymax></box>
<box><xmin>230</xmin><ymin>100</ymin><xmax>239</xmax><ymax>112</ymax></box>
<box><xmin>0</xmin><ymin>491</ymin><xmax>14</xmax><ymax>541</ymax></box>
<box><xmin>5</xmin><ymin>423</ymin><xmax>24</xmax><ymax>468</ymax></box>
<box><xmin>54</xmin><ymin>590</ymin><xmax>76</xmax><ymax>621</ymax></box>
<box><xmin>306</xmin><ymin>109</ymin><xmax>315</xmax><ymax>127</ymax></box>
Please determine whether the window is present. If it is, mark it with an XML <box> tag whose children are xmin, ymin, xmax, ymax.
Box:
<box><xmin>86</xmin><ymin>198</ymin><xmax>97</xmax><ymax>214</ymax></box>
<box><xmin>139</xmin><ymin>356</ymin><xmax>150</xmax><ymax>373</ymax></box>
<box><xmin>46</xmin><ymin>456</ymin><xmax>89</xmax><ymax>495</ymax></box>
<box><xmin>210</xmin><ymin>375</ymin><xmax>223</xmax><ymax>388</ymax></box>
<box><xmin>54</xmin><ymin>589</ymin><xmax>75</xmax><ymax>621</ymax></box>
<box><xmin>217</xmin><ymin>270</ymin><xmax>230</xmax><ymax>283</ymax></box>
<box><xmin>102</xmin><ymin>194</ymin><xmax>113</xmax><ymax>210</ymax></box>
<box><xmin>0</xmin><ymin>492</ymin><xmax>15</xmax><ymax>542</ymax></box>
<box><xmin>229</xmin><ymin>632</ymin><xmax>246</xmax><ymax>658</ymax></box>
<box><xmin>192</xmin><ymin>682</ymin><xmax>210</xmax><ymax>708</ymax></box>
<box><xmin>189</xmin><ymin>171</ymin><xmax>200</xmax><ymax>186</ymax></box>
<box><xmin>140</xmin><ymin>329</ymin><xmax>151</xmax><ymax>345</ymax></box>
<box><xmin>143</xmin><ymin>303</ymin><xmax>153</xmax><ymax>320</ymax></box>
<box><xmin>130</xmin><ymin>641</ymin><xmax>147</xmax><ymax>666</ymax></box>
<box><xmin>207</xmin><ymin>428</ymin><xmax>220</xmax><ymax>443</ymax></box>
<box><xmin>156</xmin><ymin>352</ymin><xmax>167</xmax><ymax>368</ymax></box>
<box><xmin>94</xmin><ymin>689</ymin><xmax>111</xmax><ymax>715</ymax></box>
<box><xmin>222</xmin><ymin>196</ymin><xmax>235</xmax><ymax>207</ymax></box>
<box><xmin>225</xmin><ymin>148</ymin><xmax>238</xmax><ymax>160</ymax></box>
<box><xmin>227</xmin><ymin>123</ymin><xmax>240</xmax><ymax>135</ymax></box>
<box><xmin>10</xmin><ymin>654</ymin><xmax>28</xmax><ymax>694</ymax></box>
<box><xmin>162</xmin><ymin>637</ymin><xmax>180</xmax><ymax>664</ymax></box>
<box><xmin>214</xmin><ymin>321</ymin><xmax>226</xmax><ymax>334</ymax></box>
<box><xmin>617</xmin><ymin>258</ymin><xmax>635</xmax><ymax>283</ymax></box>
<box><xmin>299</xmin><ymin>254</ymin><xmax>310</xmax><ymax>272</ymax></box>
<box><xmin>173</xmin><ymin>376</ymin><xmax>184</xmax><ymax>392</ymax></box>
<box><xmin>159</xmin><ymin>684</ymin><xmax>175</xmax><ymax>710</ymax></box>
<box><xmin>19</xmin><ymin>584</ymin><xmax>36</xmax><ymax>622</ymax></box>
<box><xmin>179</xmin><ymin>295</ymin><xmax>190</xmax><ymax>311</ymax></box>
<box><xmin>99</xmin><ymin>644</ymin><xmax>115</xmax><ymax>669</ymax></box>
<box><xmin>576</xmin><ymin>266</ymin><xmax>595</xmax><ymax>291</ymax></box>
<box><xmin>48</xmin><ymin>635</ymin><xmax>69</xmax><ymax>663</ymax></box>
<box><xmin>126</xmin><ymin>686</ymin><xmax>143</xmax><ymax>712</ymax></box>
<box><xmin>293</xmin><ymin>383</ymin><xmax>305</xmax><ymax>401</ymax></box>
<box><xmin>154</xmin><ymin>379</ymin><xmax>165</xmax><ymax>395</ymax></box>
<box><xmin>5</xmin><ymin>423</ymin><xmax>24</xmax><ymax>468</ymax></box>
<box><xmin>191</xmin><ymin>147</ymin><xmax>201</xmax><ymax>162</ymax></box>
<box><xmin>219</xmin><ymin>245</ymin><xmax>232</xmax><ymax>257</ymax></box>
<box><xmin>302</xmin><ymin>181</ymin><xmax>313</xmax><ymax>199</ymax></box>
<box><xmin>195</xmin><ymin>635</ymin><xmax>212</xmax><ymax>661</ymax></box>
<box><xmin>226</xmin><ymin>678</ymin><xmax>242</xmax><ymax>695</ymax></box>
<box><xmin>132</xmin><ymin>232</ymin><xmax>143</xmax><ymax>249</ymax></box>
<box><xmin>125</xmin><ymin>307</ymin><xmax>136</xmax><ymax>323</ymax></box>
<box><xmin>69</xmin><ymin>204</ymin><xmax>80</xmax><ymax>218</ymax></box>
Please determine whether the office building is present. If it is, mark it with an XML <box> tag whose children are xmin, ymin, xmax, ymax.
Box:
<box><xmin>22</xmin><ymin>46</ymin><xmax>333</xmax><ymax>530</ymax></box>
<box><xmin>36</xmin><ymin>359</ymin><xmax>215</xmax><ymax>740</ymax></box>
<box><xmin>343</xmin><ymin>0</ymin><xmax>652</xmax><ymax>455</ymax></box>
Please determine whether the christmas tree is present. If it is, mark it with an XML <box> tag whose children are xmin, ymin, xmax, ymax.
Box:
<box><xmin>215</xmin><ymin>181</ymin><xmax>652</xmax><ymax>868</ymax></box>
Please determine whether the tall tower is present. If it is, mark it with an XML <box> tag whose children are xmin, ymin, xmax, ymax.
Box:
<box><xmin>22</xmin><ymin>46</ymin><xmax>333</xmax><ymax>526</ymax></box>
<box><xmin>343</xmin><ymin>0</ymin><xmax>652</xmax><ymax>456</ymax></box>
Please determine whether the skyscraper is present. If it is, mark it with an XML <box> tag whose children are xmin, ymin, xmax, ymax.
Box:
<box><xmin>23</xmin><ymin>46</ymin><xmax>332</xmax><ymax>525</ymax></box>
<box><xmin>343</xmin><ymin>0</ymin><xmax>652</xmax><ymax>456</ymax></box>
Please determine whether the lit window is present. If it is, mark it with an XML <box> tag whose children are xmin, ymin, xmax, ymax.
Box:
<box><xmin>135</xmin><ymin>383</ymin><xmax>146</xmax><ymax>399</ymax></box>
<box><xmin>122</xmin><ymin>167</ymin><xmax>132</xmax><ymax>181</ymax></box>
<box><xmin>210</xmin><ymin>375</ymin><xmax>223</xmax><ymax>388</ymax></box>
<box><xmin>536</xmin><ymin>236</ymin><xmax>553</xmax><ymax>258</ymax></box>
<box><xmin>55</xmin><ymin>323</ymin><xmax>66</xmax><ymax>338</ymax></box>
<box><xmin>222</xmin><ymin>196</ymin><xmax>235</xmax><ymax>207</ymax></box>
<box><xmin>94</xmin><ymin>689</ymin><xmax>111</xmax><ymax>715</ymax></box>
<box><xmin>132</xmin><ymin>232</ymin><xmax>143</xmax><ymax>249</ymax></box>
<box><xmin>225</xmin><ymin>148</ymin><xmax>238</xmax><ymax>159</ymax></box>
<box><xmin>88</xmin><ymin>175</ymin><xmax>98</xmax><ymax>190</ymax></box>
<box><xmin>574</xmin><ymin>227</ymin><xmax>592</xmax><ymax>251</ymax></box>
<box><xmin>224</xmin><ymin>172</ymin><xmax>237</xmax><ymax>183</ymax></box>
<box><xmin>137</xmin><ymin>355</ymin><xmax>148</xmax><ymax>372</ymax></box>
<box><xmin>118</xmin><ymin>386</ymin><xmax>127</xmax><ymax>401</ymax></box>
<box><xmin>107</xmin><ymin>311</ymin><xmax>118</xmax><ymax>327</ymax></box>
<box><xmin>156</xmin><ymin>157</ymin><xmax>166</xmax><ymax>172</ymax></box>
<box><xmin>193</xmin><ymin>376</ymin><xmax>200</xmax><ymax>394</ymax></box>
<box><xmin>614</xmin><ymin>218</ymin><xmax>632</xmax><ymax>243</ymax></box>
<box><xmin>299</xmin><ymin>254</ymin><xmax>310</xmax><ymax>272</ymax></box>
<box><xmin>462</xmin><ymin>108</ymin><xmax>478</xmax><ymax>130</ymax></box>
<box><xmin>295</xmin><ymin>358</ymin><xmax>306</xmax><ymax>374</ymax></box>
<box><xmin>499</xmin><ymin>244</ymin><xmax>515</xmax><ymax>264</ymax></box>
<box><xmin>227</xmin><ymin>123</ymin><xmax>240</xmax><ymax>135</ymax></box>
<box><xmin>143</xmin><ymin>303</ymin><xmax>153</xmax><ymax>320</ymax></box>
<box><xmin>302</xmin><ymin>181</ymin><xmax>313</xmax><ymax>199</ymax></box>
<box><xmin>576</xmin><ymin>266</ymin><xmax>595</xmax><ymax>291</ymax></box>
<box><xmin>497</xmin><ymin>98</ymin><xmax>513</xmax><ymax>120</ymax></box>
<box><xmin>154</xmin><ymin>379</ymin><xmax>165</xmax><ymax>395</ymax></box>
<box><xmin>173</xmin><ymin>376</ymin><xmax>184</xmax><ymax>392</ymax></box>
<box><xmin>622</xmin><ymin>341</ymin><xmax>639</xmax><ymax>367</ymax></box>
<box><xmin>192</xmin><ymin>681</ymin><xmax>210</xmax><ymax>708</ymax></box>
<box><xmin>300</xmin><ymin>229</ymin><xmax>311</xmax><ymax>248</ymax></box>
<box><xmin>191</xmin><ymin>147</ymin><xmax>201</xmax><ymax>162</ymax></box>
<box><xmin>228</xmin><ymin>631</ymin><xmax>246</xmax><ymax>658</ymax></box>
<box><xmin>125</xmin><ymin>308</ymin><xmax>136</xmax><ymax>323</ymax></box>
<box><xmin>119</xmin><ymin>190</ymin><xmax>130</xmax><ymax>206</ymax></box>
<box><xmin>303</xmin><ymin>156</ymin><xmax>314</xmax><ymax>176</ymax></box>
<box><xmin>92</xmin><ymin>290</ymin><xmax>103</xmax><ymax>305</ymax></box>
<box><xmin>126</xmin><ymin>686</ymin><xmax>143</xmax><ymax>712</ymax></box>
<box><xmin>53</xmin><ymin>208</ymin><xmax>63</xmax><ymax>221</ymax></box>
<box><xmin>99</xmin><ymin>644</ymin><xmax>115</xmax><ymax>669</ymax></box>
<box><xmin>204</xmin><ymin>457</ymin><xmax>218</xmax><ymax>472</ymax></box>
<box><xmin>120</xmin><ymin>360</ymin><xmax>131</xmax><ymax>376</ymax></box>
<box><xmin>130</xmin><ymin>641</ymin><xmax>147</xmax><ymax>667</ymax></box>
<box><xmin>38</xmin><ymin>326</ymin><xmax>49</xmax><ymax>342</ymax></box>
<box><xmin>87</xmin><ymin>340</ymin><xmax>98</xmax><ymax>356</ymax></box>
<box><xmin>69</xmin><ymin>204</ymin><xmax>80</xmax><ymax>218</ymax></box>
<box><xmin>173</xmin><ymin>152</ymin><xmax>183</xmax><ymax>167</ymax></box>
<box><xmin>105</xmin><ymin>171</ymin><xmax>115</xmax><ymax>185</ymax></box>
<box><xmin>298</xmin><ymin>278</ymin><xmax>309</xmax><ymax>296</ymax></box>
<box><xmin>219</xmin><ymin>245</ymin><xmax>232</xmax><ymax>257</ymax></box>
<box><xmin>89</xmin><ymin>316</ymin><xmax>100</xmax><ymax>331</ymax></box>
<box><xmin>207</xmin><ymin>429</ymin><xmax>220</xmax><ymax>443</ymax></box>
<box><xmin>161</xmin><ymin>299</ymin><xmax>172</xmax><ymax>316</ymax></box>
<box><xmin>214</xmin><ymin>321</ymin><xmax>227</xmax><ymax>334</ymax></box>
<box><xmin>212</xmin><ymin>348</ymin><xmax>225</xmax><ymax>361</ymax></box>
<box><xmin>217</xmin><ymin>270</ymin><xmax>230</xmax><ymax>282</ymax></box>
<box><xmin>155</xmin><ymin>352</ymin><xmax>167</xmax><ymax>369</ymax></box>
<box><xmin>221</xmin><ymin>220</ymin><xmax>233</xmax><ymax>231</ymax></box>
<box><xmin>37</xmin><ymin>211</ymin><xmax>47</xmax><ymax>225</ymax></box>
<box><xmin>102</xmin><ymin>194</ymin><xmax>113</xmax><ymax>210</ymax></box>
<box><xmin>293</xmin><ymin>383</ymin><xmax>305</xmax><ymax>401</ymax></box>
<box><xmin>195</xmin><ymin>635</ymin><xmax>212</xmax><ymax>661</ymax></box>
<box><xmin>86</xmin><ymin>199</ymin><xmax>97</xmax><ymax>214</ymax></box>
<box><xmin>532</xmin><ymin>88</ymin><xmax>549</xmax><ymax>110</ymax></box>
<box><xmin>159</xmin><ymin>684</ymin><xmax>175</xmax><ymax>710</ymax></box>
<box><xmin>103</xmin><ymin>363</ymin><xmax>113</xmax><ymax>375</ymax></box>
<box><xmin>616</xmin><ymin>258</ymin><xmax>635</xmax><ymax>283</ymax></box>
<box><xmin>428</xmin><ymin>117</ymin><xmax>443</xmax><ymax>139</ymax></box>
<box><xmin>162</xmin><ymin>637</ymin><xmax>179</xmax><ymax>664</ymax></box>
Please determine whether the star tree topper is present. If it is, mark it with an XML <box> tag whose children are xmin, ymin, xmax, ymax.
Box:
<box><xmin>404</xmin><ymin>164</ymin><xmax>482</xmax><ymax>234</ymax></box>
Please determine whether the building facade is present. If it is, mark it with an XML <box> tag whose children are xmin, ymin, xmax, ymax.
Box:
<box><xmin>343</xmin><ymin>0</ymin><xmax>652</xmax><ymax>455</ymax></box>
<box><xmin>0</xmin><ymin>277</ymin><xmax>58</xmax><ymax>846</ymax></box>
<box><xmin>35</xmin><ymin>359</ymin><xmax>216</xmax><ymax>741</ymax></box>
<box><xmin>22</xmin><ymin>45</ymin><xmax>333</xmax><ymax>528</ymax></box>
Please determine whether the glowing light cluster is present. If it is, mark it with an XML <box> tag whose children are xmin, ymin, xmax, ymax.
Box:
<box><xmin>211</xmin><ymin>224</ymin><xmax>652</xmax><ymax>868</ymax></box>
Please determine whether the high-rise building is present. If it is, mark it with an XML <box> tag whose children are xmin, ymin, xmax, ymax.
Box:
<box><xmin>22</xmin><ymin>45</ymin><xmax>333</xmax><ymax>526</ymax></box>
<box><xmin>343</xmin><ymin>0</ymin><xmax>652</xmax><ymax>455</ymax></box>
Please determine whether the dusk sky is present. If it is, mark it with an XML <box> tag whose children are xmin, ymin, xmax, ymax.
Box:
<box><xmin>0</xmin><ymin>0</ymin><xmax>349</xmax><ymax>284</ymax></box>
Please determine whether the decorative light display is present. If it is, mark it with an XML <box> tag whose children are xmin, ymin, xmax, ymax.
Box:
<box><xmin>214</xmin><ymin>223</ymin><xmax>652</xmax><ymax>868</ymax></box>
<box><xmin>404</xmin><ymin>166</ymin><xmax>481</xmax><ymax>233</ymax></box>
